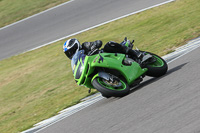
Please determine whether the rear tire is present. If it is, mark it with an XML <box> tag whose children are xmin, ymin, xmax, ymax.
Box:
<box><xmin>92</xmin><ymin>77</ymin><xmax>130</xmax><ymax>98</ymax></box>
<box><xmin>145</xmin><ymin>52</ymin><xmax>168</xmax><ymax>77</ymax></box>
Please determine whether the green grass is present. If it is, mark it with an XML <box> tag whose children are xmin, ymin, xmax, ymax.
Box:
<box><xmin>0</xmin><ymin>0</ymin><xmax>69</xmax><ymax>28</ymax></box>
<box><xmin>0</xmin><ymin>0</ymin><xmax>200</xmax><ymax>132</ymax></box>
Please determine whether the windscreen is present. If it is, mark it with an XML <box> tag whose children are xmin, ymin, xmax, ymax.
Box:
<box><xmin>71</xmin><ymin>50</ymin><xmax>86</xmax><ymax>73</ymax></box>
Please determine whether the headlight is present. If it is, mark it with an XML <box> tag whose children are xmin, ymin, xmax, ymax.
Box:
<box><xmin>75</xmin><ymin>64</ymin><xmax>83</xmax><ymax>79</ymax></box>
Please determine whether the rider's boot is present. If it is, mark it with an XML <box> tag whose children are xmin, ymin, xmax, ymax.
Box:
<box><xmin>124</xmin><ymin>47</ymin><xmax>144</xmax><ymax>62</ymax></box>
<box><xmin>134</xmin><ymin>50</ymin><xmax>144</xmax><ymax>60</ymax></box>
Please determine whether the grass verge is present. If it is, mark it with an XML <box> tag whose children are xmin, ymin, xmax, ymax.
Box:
<box><xmin>0</xmin><ymin>0</ymin><xmax>69</xmax><ymax>28</ymax></box>
<box><xmin>0</xmin><ymin>0</ymin><xmax>200</xmax><ymax>132</ymax></box>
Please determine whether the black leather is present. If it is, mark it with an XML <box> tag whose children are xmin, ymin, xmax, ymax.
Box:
<box><xmin>104</xmin><ymin>41</ymin><xmax>141</xmax><ymax>59</ymax></box>
<box><xmin>82</xmin><ymin>40</ymin><xmax>102</xmax><ymax>55</ymax></box>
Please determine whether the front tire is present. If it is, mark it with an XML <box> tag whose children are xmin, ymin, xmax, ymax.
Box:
<box><xmin>92</xmin><ymin>77</ymin><xmax>130</xmax><ymax>98</ymax></box>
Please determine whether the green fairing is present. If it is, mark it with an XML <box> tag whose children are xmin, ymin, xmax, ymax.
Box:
<box><xmin>73</xmin><ymin>52</ymin><xmax>147</xmax><ymax>89</ymax></box>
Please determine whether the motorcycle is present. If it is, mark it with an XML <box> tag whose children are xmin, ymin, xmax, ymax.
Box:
<box><xmin>71</xmin><ymin>38</ymin><xmax>168</xmax><ymax>98</ymax></box>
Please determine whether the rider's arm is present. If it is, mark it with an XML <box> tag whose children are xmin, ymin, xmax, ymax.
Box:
<box><xmin>82</xmin><ymin>40</ymin><xmax>102</xmax><ymax>55</ymax></box>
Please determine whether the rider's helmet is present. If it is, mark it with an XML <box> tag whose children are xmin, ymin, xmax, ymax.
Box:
<box><xmin>63</xmin><ymin>38</ymin><xmax>82</xmax><ymax>59</ymax></box>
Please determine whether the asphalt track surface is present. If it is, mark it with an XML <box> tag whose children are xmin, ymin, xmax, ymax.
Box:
<box><xmin>36</xmin><ymin>45</ymin><xmax>200</xmax><ymax>133</ymax></box>
<box><xmin>0</xmin><ymin>0</ymin><xmax>171</xmax><ymax>60</ymax></box>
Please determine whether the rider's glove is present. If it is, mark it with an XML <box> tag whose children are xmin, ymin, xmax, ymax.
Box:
<box><xmin>90</xmin><ymin>40</ymin><xmax>102</xmax><ymax>51</ymax></box>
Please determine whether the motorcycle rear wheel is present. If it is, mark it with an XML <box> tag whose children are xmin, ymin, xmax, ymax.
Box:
<box><xmin>145</xmin><ymin>52</ymin><xmax>168</xmax><ymax>77</ymax></box>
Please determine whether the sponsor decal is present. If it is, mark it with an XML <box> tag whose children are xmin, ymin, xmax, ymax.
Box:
<box><xmin>93</xmin><ymin>56</ymin><xmax>99</xmax><ymax>63</ymax></box>
<box><xmin>73</xmin><ymin>64</ymin><xmax>76</xmax><ymax>71</ymax></box>
<box><xmin>98</xmin><ymin>54</ymin><xmax>104</xmax><ymax>63</ymax></box>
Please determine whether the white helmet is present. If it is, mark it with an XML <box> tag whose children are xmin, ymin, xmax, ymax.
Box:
<box><xmin>63</xmin><ymin>38</ymin><xmax>82</xmax><ymax>59</ymax></box>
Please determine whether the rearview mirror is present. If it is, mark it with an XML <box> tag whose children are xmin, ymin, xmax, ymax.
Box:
<box><xmin>124</xmin><ymin>37</ymin><xmax>127</xmax><ymax>41</ymax></box>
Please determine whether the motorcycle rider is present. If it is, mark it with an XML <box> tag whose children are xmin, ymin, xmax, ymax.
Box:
<box><xmin>63</xmin><ymin>38</ymin><xmax>102</xmax><ymax>59</ymax></box>
<box><xmin>63</xmin><ymin>38</ymin><xmax>143</xmax><ymax>60</ymax></box>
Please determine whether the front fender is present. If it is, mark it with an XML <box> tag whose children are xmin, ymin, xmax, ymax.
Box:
<box><xmin>91</xmin><ymin>71</ymin><xmax>110</xmax><ymax>82</ymax></box>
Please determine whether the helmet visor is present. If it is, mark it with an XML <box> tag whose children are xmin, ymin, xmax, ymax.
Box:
<box><xmin>65</xmin><ymin>43</ymin><xmax>78</xmax><ymax>59</ymax></box>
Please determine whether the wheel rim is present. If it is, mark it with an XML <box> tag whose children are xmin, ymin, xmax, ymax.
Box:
<box><xmin>97</xmin><ymin>78</ymin><xmax>127</xmax><ymax>91</ymax></box>
<box><xmin>148</xmin><ymin>55</ymin><xmax>164</xmax><ymax>67</ymax></box>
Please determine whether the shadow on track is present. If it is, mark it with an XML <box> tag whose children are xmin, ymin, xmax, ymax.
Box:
<box><xmin>101</xmin><ymin>62</ymin><xmax>188</xmax><ymax>100</ymax></box>
<box><xmin>129</xmin><ymin>62</ymin><xmax>188</xmax><ymax>94</ymax></box>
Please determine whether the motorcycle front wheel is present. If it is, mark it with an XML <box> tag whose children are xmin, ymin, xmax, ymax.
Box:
<box><xmin>92</xmin><ymin>77</ymin><xmax>130</xmax><ymax>98</ymax></box>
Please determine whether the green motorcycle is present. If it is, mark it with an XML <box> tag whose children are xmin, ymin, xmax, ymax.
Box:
<box><xmin>71</xmin><ymin>39</ymin><xmax>168</xmax><ymax>98</ymax></box>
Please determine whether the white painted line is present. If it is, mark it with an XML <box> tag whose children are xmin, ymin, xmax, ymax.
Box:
<box><xmin>22</xmin><ymin>0</ymin><xmax>175</xmax><ymax>55</ymax></box>
<box><xmin>22</xmin><ymin>93</ymin><xmax>103</xmax><ymax>133</ymax></box>
<box><xmin>0</xmin><ymin>0</ymin><xmax>74</xmax><ymax>31</ymax></box>
<box><xmin>163</xmin><ymin>38</ymin><xmax>200</xmax><ymax>64</ymax></box>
